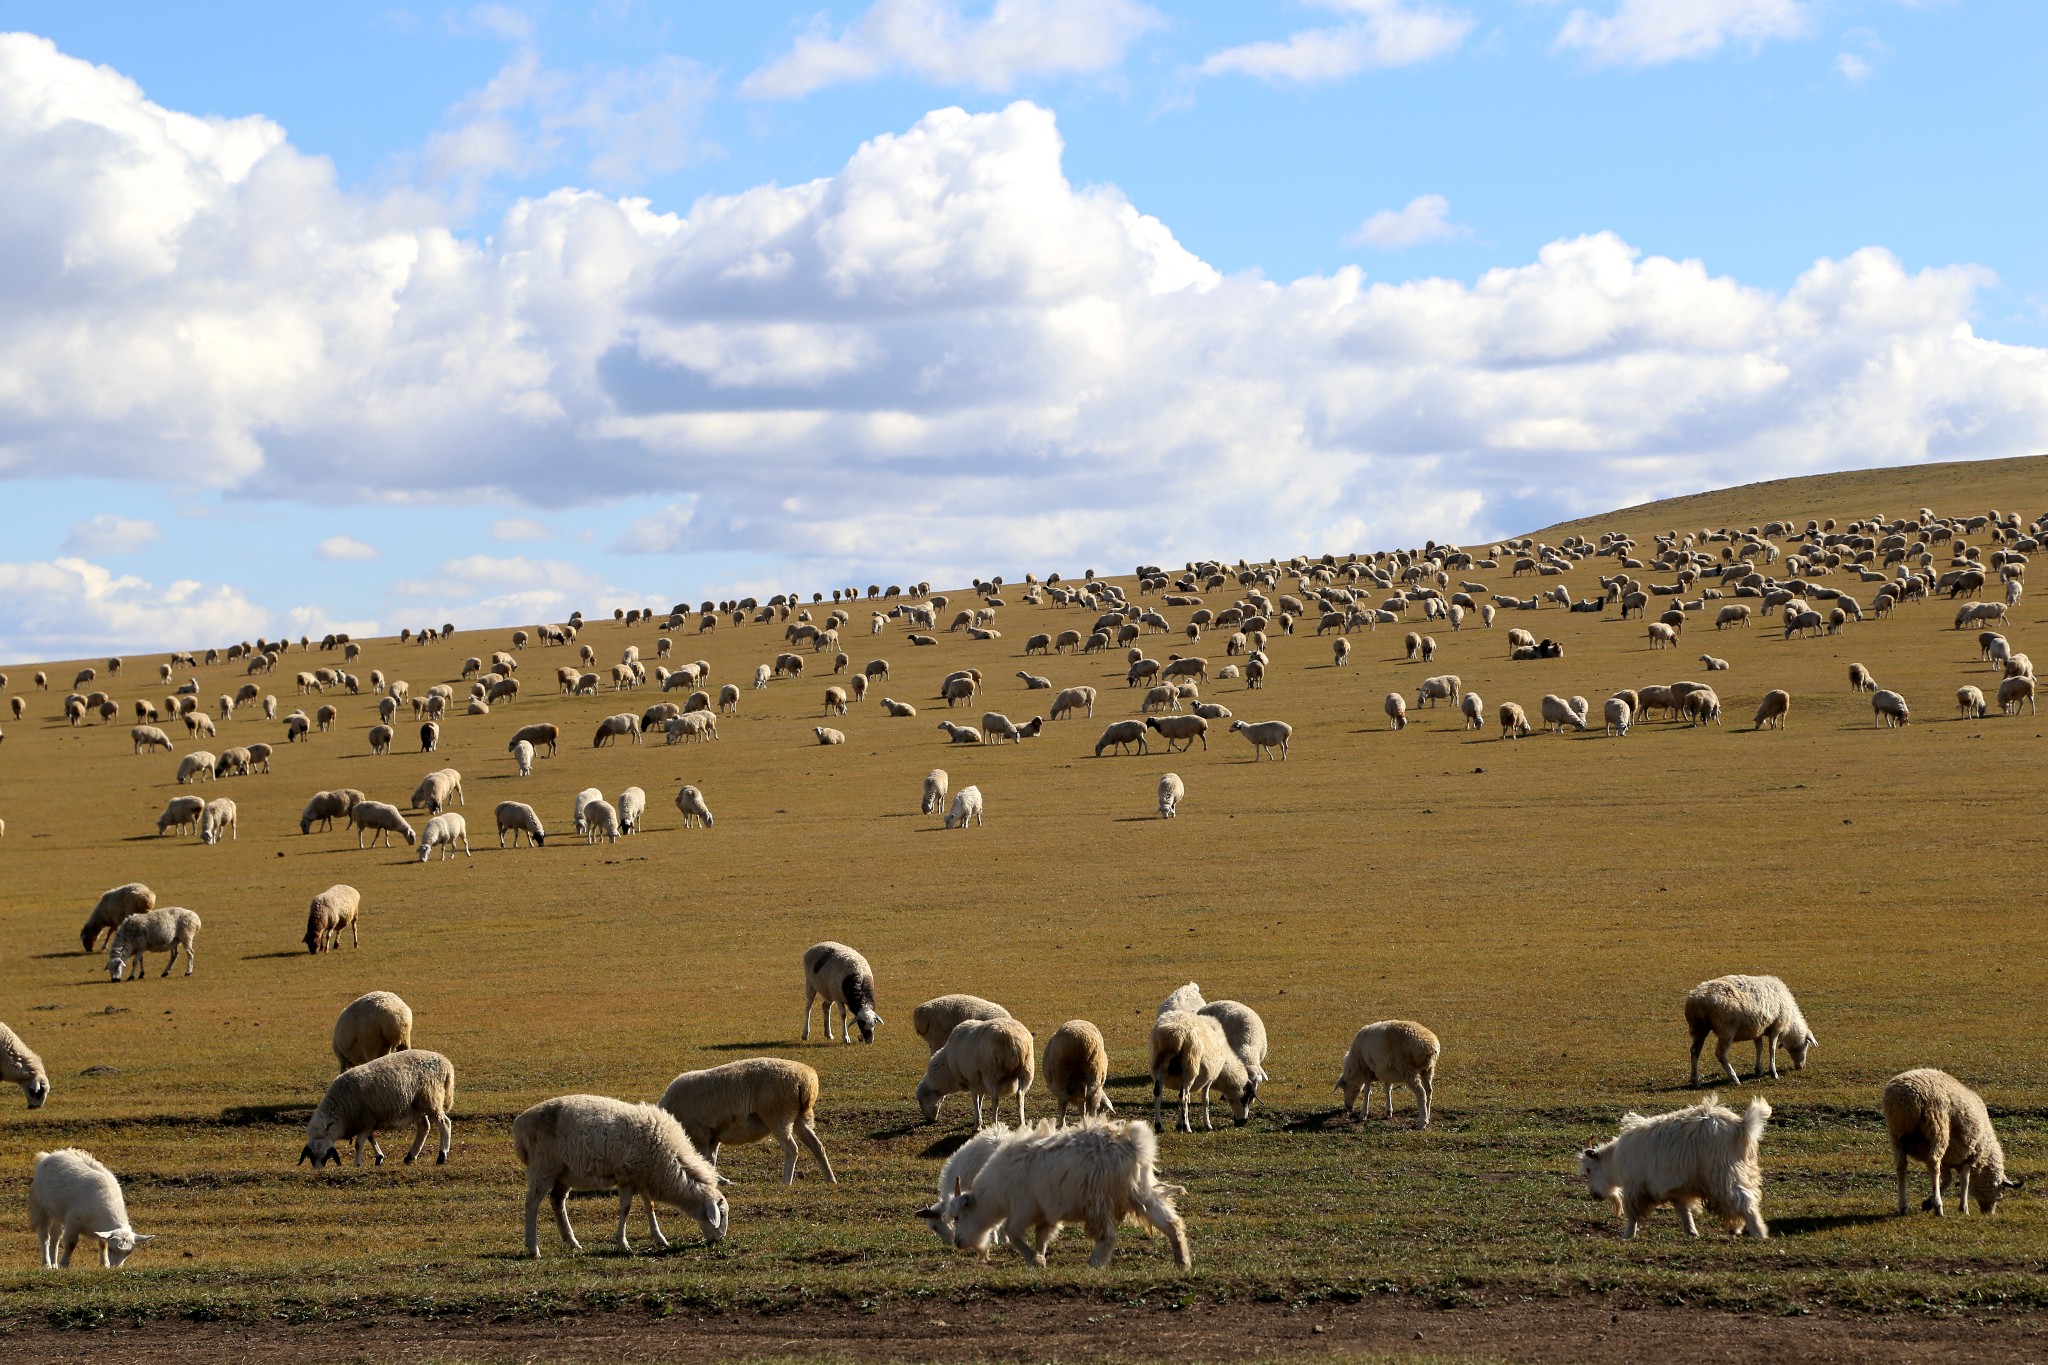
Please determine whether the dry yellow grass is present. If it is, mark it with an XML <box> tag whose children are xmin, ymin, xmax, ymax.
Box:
<box><xmin>0</xmin><ymin>454</ymin><xmax>2044</xmax><ymax>1328</ymax></box>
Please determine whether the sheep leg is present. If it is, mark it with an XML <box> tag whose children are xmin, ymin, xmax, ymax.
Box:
<box><xmin>1178</xmin><ymin>1085</ymin><xmax>1194</xmax><ymax>1134</ymax></box>
<box><xmin>774</xmin><ymin>1127</ymin><xmax>800</xmax><ymax>1185</ymax></box>
<box><xmin>973</xmin><ymin>1092</ymin><xmax>986</xmax><ymax>1128</ymax></box>
<box><xmin>1926</xmin><ymin>1140</ymin><xmax>1948</xmax><ymax>1215</ymax></box>
<box><xmin>1714</xmin><ymin>1034</ymin><xmax>1740</xmax><ymax>1085</ymax></box>
<box><xmin>643</xmin><ymin>1193</ymin><xmax>669</xmax><ymax>1248</ymax></box>
<box><xmin>524</xmin><ymin>1180</ymin><xmax>550</xmax><ymax>1256</ymax></box>
<box><xmin>551</xmin><ymin>1186</ymin><xmax>577</xmax><ymax>1250</ymax></box>
<box><xmin>437</xmin><ymin>1113</ymin><xmax>453</xmax><ymax>1163</ymax></box>
<box><xmin>1688</xmin><ymin>1028</ymin><xmax>1708</xmax><ymax>1087</ymax></box>
<box><xmin>1014</xmin><ymin>1086</ymin><xmax>1025</xmax><ymax>1126</ymax></box>
<box><xmin>1958</xmin><ymin>1168</ymin><xmax>1972</xmax><ymax>1217</ymax></box>
<box><xmin>1765</xmin><ymin>1036</ymin><xmax>1780</xmax><ymax>1080</ymax></box>
<box><xmin>802</xmin><ymin>988</ymin><xmax>816</xmax><ymax>1041</ymax></box>
<box><xmin>613</xmin><ymin>1190</ymin><xmax>636</xmax><ymax>1252</ymax></box>
<box><xmin>58</xmin><ymin>1229</ymin><xmax>79</xmax><ymax>1268</ymax></box>
<box><xmin>1153</xmin><ymin>1080</ymin><xmax>1163</xmax><ymax>1128</ymax></box>
<box><xmin>1088</xmin><ymin>1220</ymin><xmax>1119</xmax><ymax>1269</ymax></box>
<box><xmin>1677</xmin><ymin>1202</ymin><xmax>1700</xmax><ymax>1237</ymax></box>
<box><xmin>1410</xmin><ymin>1078</ymin><xmax>1431</xmax><ymax>1129</ymax></box>
<box><xmin>402</xmin><ymin>1114</ymin><xmax>431</xmax><ymax>1164</ymax></box>
<box><xmin>1895</xmin><ymin>1153</ymin><xmax>1912</xmax><ymax>1215</ymax></box>
<box><xmin>1201</xmin><ymin>1085</ymin><xmax>1214</xmax><ymax>1132</ymax></box>
<box><xmin>183</xmin><ymin>939</ymin><xmax>196</xmax><ymax>975</ymax></box>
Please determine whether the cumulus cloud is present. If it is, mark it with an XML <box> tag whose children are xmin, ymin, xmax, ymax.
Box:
<box><xmin>490</xmin><ymin>517</ymin><xmax>554</xmax><ymax>541</ymax></box>
<box><xmin>61</xmin><ymin>514</ymin><xmax>159</xmax><ymax>555</ymax></box>
<box><xmin>1</xmin><ymin>32</ymin><xmax>2045</xmax><ymax>612</ymax></box>
<box><xmin>0</xmin><ymin>557</ymin><xmax>270</xmax><ymax>660</ymax></box>
<box><xmin>315</xmin><ymin>534</ymin><xmax>379</xmax><ymax>561</ymax></box>
<box><xmin>1200</xmin><ymin>0</ymin><xmax>1474</xmax><ymax>84</ymax></box>
<box><xmin>614</xmin><ymin>500</ymin><xmax>699</xmax><ymax>554</ymax></box>
<box><xmin>742</xmin><ymin>0</ymin><xmax>1164</xmax><ymax>99</ymax></box>
<box><xmin>1556</xmin><ymin>0</ymin><xmax>1814</xmax><ymax>68</ymax></box>
<box><xmin>1346</xmin><ymin>194</ymin><xmax>1470</xmax><ymax>248</ymax></box>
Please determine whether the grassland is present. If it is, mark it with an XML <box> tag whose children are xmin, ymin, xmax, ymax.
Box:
<box><xmin>2</xmin><ymin>455</ymin><xmax>2046</xmax><ymax>1353</ymax></box>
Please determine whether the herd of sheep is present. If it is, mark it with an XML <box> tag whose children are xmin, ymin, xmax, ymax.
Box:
<box><xmin>0</xmin><ymin>497</ymin><xmax>2039</xmax><ymax>1267</ymax></box>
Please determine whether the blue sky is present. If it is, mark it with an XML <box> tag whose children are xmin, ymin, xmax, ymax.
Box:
<box><xmin>0</xmin><ymin>1</ymin><xmax>2043</xmax><ymax>658</ymax></box>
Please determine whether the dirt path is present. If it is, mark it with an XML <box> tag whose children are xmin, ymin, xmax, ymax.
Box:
<box><xmin>12</xmin><ymin>1297</ymin><xmax>2045</xmax><ymax>1363</ymax></box>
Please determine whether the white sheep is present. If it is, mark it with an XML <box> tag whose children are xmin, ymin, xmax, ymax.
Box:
<box><xmin>351</xmin><ymin>801</ymin><xmax>417</xmax><ymax>848</ymax></box>
<box><xmin>937</xmin><ymin>720</ymin><xmax>983</xmax><ymax>744</ymax></box>
<box><xmin>1150</xmin><ymin>1009</ymin><xmax>1250</xmax><ymax>1131</ymax></box>
<box><xmin>131</xmin><ymin>725</ymin><xmax>173</xmax><ymax>755</ymax></box>
<box><xmin>1998</xmin><ymin>675</ymin><xmax>2037</xmax><ymax>716</ymax></box>
<box><xmin>1228</xmin><ymin>718</ymin><xmax>1292</xmax><ymax>760</ymax></box>
<box><xmin>514</xmin><ymin>1094</ymin><xmax>727</xmax><ymax>1256</ymax></box>
<box><xmin>802</xmin><ymin>941</ymin><xmax>882</xmax><ymax>1044</ymax></box>
<box><xmin>1383</xmin><ymin>692</ymin><xmax>1407</xmax><ymax>730</ymax></box>
<box><xmin>921</xmin><ymin>768</ymin><xmax>949</xmax><ymax>815</ymax></box>
<box><xmin>299</xmin><ymin>1049</ymin><xmax>455</xmax><ymax>1167</ymax></box>
<box><xmin>494</xmin><ymin>801</ymin><xmax>547</xmax><ymax>848</ymax></box>
<box><xmin>1498</xmin><ymin>701</ymin><xmax>1530</xmax><ymax>739</ymax></box>
<box><xmin>659</xmin><ymin>1058</ymin><xmax>835</xmax><ymax>1185</ymax></box>
<box><xmin>0</xmin><ymin>1021</ymin><xmax>50</xmax><ymax>1108</ymax></box>
<box><xmin>942</xmin><ymin>785</ymin><xmax>983</xmax><ymax>826</ymax></box>
<box><xmin>572</xmin><ymin>787</ymin><xmax>604</xmax><ymax>835</ymax></box>
<box><xmin>1337</xmin><ymin>1021</ymin><xmax>1440</xmax><ymax>1127</ymax></box>
<box><xmin>1872</xmin><ymin>689</ymin><xmax>1912</xmax><ymax>727</ymax></box>
<box><xmin>1883</xmin><ymin>1069</ymin><xmax>2022</xmax><ymax>1216</ymax></box>
<box><xmin>303</xmin><ymin>884</ymin><xmax>361</xmax><ymax>953</ymax></box>
<box><xmin>333</xmin><ymin>990</ymin><xmax>412</xmax><ymax>1071</ymax></box>
<box><xmin>1157</xmin><ymin>772</ymin><xmax>1184</xmax><ymax>818</ymax></box>
<box><xmin>617</xmin><ymin>786</ymin><xmax>647</xmax><ymax>835</ymax></box>
<box><xmin>1604</xmin><ymin>697</ymin><xmax>1633</xmax><ymax>737</ymax></box>
<box><xmin>942</xmin><ymin>1119</ymin><xmax>1190</xmax><ymax>1269</ymax></box>
<box><xmin>418</xmin><ymin>812</ymin><xmax>472</xmax><ymax>861</ymax></box>
<box><xmin>915</xmin><ymin>1123</ymin><xmax>1020</xmax><ymax>1245</ymax></box>
<box><xmin>176</xmin><ymin>750</ymin><xmax>217</xmax><ymax>784</ymax></box>
<box><xmin>512</xmin><ymin>739</ymin><xmax>534</xmax><ymax>776</ymax></box>
<box><xmin>1753</xmin><ymin>689</ymin><xmax>1791</xmax><ymax>730</ymax></box>
<box><xmin>107</xmin><ymin>907</ymin><xmax>201</xmax><ymax>981</ymax></box>
<box><xmin>913</xmin><ymin>995</ymin><xmax>1012</xmax><ymax>1054</ymax></box>
<box><xmin>918</xmin><ymin>1017</ymin><xmax>1036</xmax><ymax>1126</ymax></box>
<box><xmin>582</xmin><ymin>799</ymin><xmax>621</xmax><ymax>843</ymax></box>
<box><xmin>198</xmin><ymin>797</ymin><xmax>237</xmax><ymax>845</ymax></box>
<box><xmin>28</xmin><ymin>1149</ymin><xmax>153</xmax><ymax>1267</ymax></box>
<box><xmin>1685</xmin><ymin>974</ymin><xmax>1816</xmax><ymax>1086</ymax></box>
<box><xmin>1580</xmin><ymin>1095</ymin><xmax>1771</xmax><ymax>1239</ymax></box>
<box><xmin>1459</xmin><ymin>691</ymin><xmax>1485</xmax><ymax>730</ymax></box>
<box><xmin>813</xmin><ymin>725</ymin><xmax>847</xmax><ymax>745</ymax></box>
<box><xmin>673</xmin><ymin>784</ymin><xmax>714</xmax><ymax>828</ymax></box>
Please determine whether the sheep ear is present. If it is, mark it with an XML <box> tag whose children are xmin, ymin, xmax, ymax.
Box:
<box><xmin>130</xmin><ymin>1233</ymin><xmax>156</xmax><ymax>1243</ymax></box>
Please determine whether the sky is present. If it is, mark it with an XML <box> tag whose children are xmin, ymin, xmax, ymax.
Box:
<box><xmin>0</xmin><ymin>0</ymin><xmax>2043</xmax><ymax>659</ymax></box>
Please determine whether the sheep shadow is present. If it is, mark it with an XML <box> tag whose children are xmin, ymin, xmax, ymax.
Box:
<box><xmin>31</xmin><ymin>951</ymin><xmax>88</xmax><ymax>960</ymax></box>
<box><xmin>240</xmin><ymin>951</ymin><xmax>308</xmax><ymax>961</ymax></box>
<box><xmin>919</xmin><ymin>1132</ymin><xmax>973</xmax><ymax>1160</ymax></box>
<box><xmin>220</xmin><ymin>1102</ymin><xmax>312</xmax><ymax>1126</ymax></box>
<box><xmin>1282</xmin><ymin>1109</ymin><xmax>1353</xmax><ymax>1133</ymax></box>
<box><xmin>1769</xmin><ymin>1211</ymin><xmax>1892</xmax><ymax>1237</ymax></box>
<box><xmin>867</xmin><ymin>1119</ymin><xmax>925</xmax><ymax>1142</ymax></box>
<box><xmin>701</xmin><ymin>1041</ymin><xmax>785</xmax><ymax>1052</ymax></box>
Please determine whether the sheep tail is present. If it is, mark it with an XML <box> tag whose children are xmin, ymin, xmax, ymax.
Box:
<box><xmin>1740</xmin><ymin>1096</ymin><xmax>1771</xmax><ymax>1154</ymax></box>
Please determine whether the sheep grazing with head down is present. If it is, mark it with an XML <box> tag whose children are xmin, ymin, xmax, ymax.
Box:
<box><xmin>418</xmin><ymin>812</ymin><xmax>472</xmax><ymax>861</ymax></box>
<box><xmin>1043</xmin><ymin>1021</ymin><xmax>1113</xmax><ymax>1126</ymax></box>
<box><xmin>1157</xmin><ymin>771</ymin><xmax>1185</xmax><ymax>818</ymax></box>
<box><xmin>1872</xmin><ymin>689</ymin><xmax>1910</xmax><ymax>728</ymax></box>
<box><xmin>913</xmin><ymin>994</ymin><xmax>1011</xmax><ymax>1054</ymax></box>
<box><xmin>1848</xmin><ymin>662</ymin><xmax>1876</xmax><ymax>692</ymax></box>
<box><xmin>915</xmin><ymin>1122</ymin><xmax>1020</xmax><ymax>1246</ymax></box>
<box><xmin>80</xmin><ymin>882</ymin><xmax>157</xmax><ymax>952</ymax></box>
<box><xmin>1150</xmin><ymin>1010</ymin><xmax>1250</xmax><ymax>1132</ymax></box>
<box><xmin>802</xmin><ymin>941</ymin><xmax>882</xmax><ymax>1044</ymax></box>
<box><xmin>940</xmin><ymin>1119</ymin><xmax>1190</xmax><ymax>1269</ymax></box>
<box><xmin>1337</xmin><ymin>1020</ymin><xmax>1440</xmax><ymax>1127</ymax></box>
<box><xmin>1685</xmin><ymin>974</ymin><xmax>1815</xmax><ymax>1087</ymax></box>
<box><xmin>0</xmin><ymin>1022</ymin><xmax>51</xmax><ymax>1108</ymax></box>
<box><xmin>1753</xmin><ymin>689</ymin><xmax>1791</xmax><ymax>730</ymax></box>
<box><xmin>299</xmin><ymin>1049</ymin><xmax>455</xmax><ymax>1168</ymax></box>
<box><xmin>107</xmin><ymin>907</ymin><xmax>201</xmax><ymax>981</ymax></box>
<box><xmin>303</xmin><ymin>884</ymin><xmax>361</xmax><ymax>953</ymax></box>
<box><xmin>29</xmin><ymin>1149</ymin><xmax>153</xmax><ymax>1268</ymax></box>
<box><xmin>1883</xmin><ymin>1069</ymin><xmax>2023</xmax><ymax>1216</ymax></box>
<box><xmin>946</xmin><ymin>785</ymin><xmax>985</xmax><ymax>828</ymax></box>
<box><xmin>1579</xmin><ymin>1094</ymin><xmax>1771</xmax><ymax>1239</ymax></box>
<box><xmin>917</xmin><ymin>1017</ymin><xmax>1035</xmax><ymax>1127</ymax></box>
<box><xmin>333</xmin><ymin>991</ymin><xmax>412</xmax><ymax>1072</ymax></box>
<box><xmin>514</xmin><ymin>1094</ymin><xmax>727</xmax><ymax>1257</ymax></box>
<box><xmin>673</xmin><ymin>784</ymin><xmax>714</xmax><ymax>828</ymax></box>
<box><xmin>659</xmin><ymin>1058</ymin><xmax>836</xmax><ymax>1185</ymax></box>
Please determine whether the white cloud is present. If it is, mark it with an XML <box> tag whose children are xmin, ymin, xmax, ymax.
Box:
<box><xmin>0</xmin><ymin>557</ymin><xmax>270</xmax><ymax>660</ymax></box>
<box><xmin>1835</xmin><ymin>28</ymin><xmax>1887</xmax><ymax>85</ymax></box>
<box><xmin>1556</xmin><ymin>0</ymin><xmax>1815</xmax><ymax>68</ymax></box>
<box><xmin>1346</xmin><ymin>194</ymin><xmax>1470</xmax><ymax>248</ymax></box>
<box><xmin>60</xmin><ymin>514</ymin><xmax>159</xmax><ymax>555</ymax></box>
<box><xmin>490</xmin><ymin>517</ymin><xmax>554</xmax><ymax>541</ymax></box>
<box><xmin>315</xmin><ymin>534</ymin><xmax>379</xmax><ymax>561</ymax></box>
<box><xmin>1200</xmin><ymin>0</ymin><xmax>1474</xmax><ymax>84</ymax></box>
<box><xmin>742</xmin><ymin>0</ymin><xmax>1164</xmax><ymax>99</ymax></box>
<box><xmin>0</xmin><ymin>34</ymin><xmax>2045</xmax><ymax>612</ymax></box>
<box><xmin>613</xmin><ymin>500</ymin><xmax>701</xmax><ymax>554</ymax></box>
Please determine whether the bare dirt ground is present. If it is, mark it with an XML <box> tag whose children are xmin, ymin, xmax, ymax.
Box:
<box><xmin>10</xmin><ymin>1298</ymin><xmax>2048</xmax><ymax>1364</ymax></box>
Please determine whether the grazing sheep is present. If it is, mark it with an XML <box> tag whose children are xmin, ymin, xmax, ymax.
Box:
<box><xmin>410</xmin><ymin>768</ymin><xmax>464</xmax><ymax>814</ymax></box>
<box><xmin>300</xmin><ymin>1049</ymin><xmax>455</xmax><ymax>1168</ymax></box>
<box><xmin>299</xmin><ymin>788</ymin><xmax>364</xmax><ymax>834</ymax></box>
<box><xmin>659</xmin><ymin>1058</ymin><xmax>835</xmax><ymax>1185</ymax></box>
<box><xmin>1753</xmin><ymin>689</ymin><xmax>1792</xmax><ymax>730</ymax></box>
<box><xmin>80</xmin><ymin>883</ymin><xmax>157</xmax><ymax>951</ymax></box>
<box><xmin>1150</xmin><ymin>1010</ymin><xmax>1250</xmax><ymax>1132</ymax></box>
<box><xmin>1382</xmin><ymin>692</ymin><xmax>1408</xmax><ymax>730</ymax></box>
<box><xmin>0</xmin><ymin>1022</ymin><xmax>50</xmax><ymax>1108</ymax></box>
<box><xmin>1337</xmin><ymin>1020</ymin><xmax>1440</xmax><ymax>1127</ymax></box>
<box><xmin>813</xmin><ymin>726</ymin><xmax>847</xmax><ymax>746</ymax></box>
<box><xmin>1144</xmin><ymin>715</ymin><xmax>1207</xmax><ymax>753</ymax></box>
<box><xmin>617</xmin><ymin>786</ymin><xmax>646</xmax><ymax>836</ymax></box>
<box><xmin>333</xmin><ymin>990</ymin><xmax>412</xmax><ymax>1071</ymax></box>
<box><xmin>1043</xmin><ymin>1021</ymin><xmax>1113</xmax><ymax>1125</ymax></box>
<box><xmin>1883</xmin><ymin>1069</ymin><xmax>2022</xmax><ymax>1216</ymax></box>
<box><xmin>921</xmin><ymin>769</ymin><xmax>950</xmax><ymax>815</ymax></box>
<box><xmin>511</xmin><ymin>739</ymin><xmax>534</xmax><ymax>776</ymax></box>
<box><xmin>1157</xmin><ymin>771</ymin><xmax>1185</xmax><ymax>818</ymax></box>
<box><xmin>1872</xmin><ymin>689</ymin><xmax>1911</xmax><ymax>728</ymax></box>
<box><xmin>176</xmin><ymin>751</ymin><xmax>217</xmax><ymax>784</ymax></box>
<box><xmin>1415</xmin><ymin>674</ymin><xmax>1460</xmax><ymax>709</ymax></box>
<box><xmin>1539</xmin><ymin>694</ymin><xmax>1587</xmax><ymax>733</ymax></box>
<box><xmin>1685</xmin><ymin>974</ymin><xmax>1816</xmax><ymax>1087</ymax></box>
<box><xmin>155</xmin><ymin>795</ymin><xmax>206</xmax><ymax>837</ymax></box>
<box><xmin>1498</xmin><ymin>701</ymin><xmax>1531</xmax><ymax>738</ymax></box>
<box><xmin>1050</xmin><ymin>685</ymin><xmax>1096</xmax><ymax>720</ymax></box>
<box><xmin>1093</xmin><ymin>719</ymin><xmax>1149</xmax><ymax>756</ymax></box>
<box><xmin>509</xmin><ymin>722</ymin><xmax>559</xmax><ymax>757</ymax></box>
<box><xmin>196</xmin><ymin>797</ymin><xmax>237</xmax><ymax>844</ymax></box>
<box><xmin>1198</xmin><ymin>1000</ymin><xmax>1269</xmax><ymax>1100</ymax></box>
<box><xmin>351</xmin><ymin>801</ymin><xmax>417</xmax><ymax>848</ymax></box>
<box><xmin>418</xmin><ymin>721</ymin><xmax>440</xmax><ymax>752</ymax></box>
<box><xmin>368</xmin><ymin>724</ymin><xmax>395</xmax><ymax>755</ymax></box>
<box><xmin>131</xmin><ymin>725</ymin><xmax>173</xmax><ymax>755</ymax></box>
<box><xmin>304</xmin><ymin>885</ymin><xmax>362</xmax><ymax>953</ymax></box>
<box><xmin>1714</xmin><ymin>604</ymin><xmax>1752</xmax><ymax>629</ymax></box>
<box><xmin>418</xmin><ymin>813</ymin><xmax>472</xmax><ymax>861</ymax></box>
<box><xmin>914</xmin><ymin>995</ymin><xmax>1012</xmax><ymax>1054</ymax></box>
<box><xmin>581</xmin><ymin>799</ymin><xmax>621</xmax><ymax>844</ymax></box>
<box><xmin>802</xmin><ymin>942</ymin><xmax>883</xmax><ymax>1044</ymax></box>
<box><xmin>946</xmin><ymin>785</ymin><xmax>985</xmax><ymax>828</ymax></box>
<box><xmin>1459</xmin><ymin>691</ymin><xmax>1485</xmax><ymax>730</ymax></box>
<box><xmin>1604</xmin><ymin>697</ymin><xmax>1633</xmax><ymax>737</ymax></box>
<box><xmin>1999</xmin><ymin>675</ymin><xmax>2038</xmax><ymax>715</ymax></box>
<box><xmin>494</xmin><ymin>801</ymin><xmax>547</xmax><ymax>848</ymax></box>
<box><xmin>106</xmin><ymin>906</ymin><xmax>201</xmax><ymax>981</ymax></box>
<box><xmin>28</xmin><ymin>1149</ymin><xmax>152</xmax><ymax>1268</ymax></box>
<box><xmin>1957</xmin><ymin>684</ymin><xmax>1987</xmax><ymax>719</ymax></box>
<box><xmin>1579</xmin><ymin>1095</ymin><xmax>1771</xmax><ymax>1239</ymax></box>
<box><xmin>1228</xmin><ymin>718</ymin><xmax>1292</xmax><ymax>760</ymax></box>
<box><xmin>593</xmin><ymin>713</ymin><xmax>642</xmax><ymax>747</ymax></box>
<box><xmin>942</xmin><ymin>1119</ymin><xmax>1189</xmax><ymax>1269</ymax></box>
<box><xmin>918</xmin><ymin>1018</ymin><xmax>1035</xmax><ymax>1126</ymax></box>
<box><xmin>1332</xmin><ymin>637</ymin><xmax>1351</xmax><ymax>667</ymax></box>
<box><xmin>914</xmin><ymin>1123</ymin><xmax>1021</xmax><ymax>1246</ymax></box>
